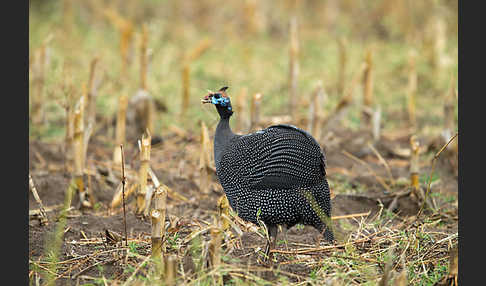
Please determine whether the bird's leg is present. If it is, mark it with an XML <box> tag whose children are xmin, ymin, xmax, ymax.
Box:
<box><xmin>263</xmin><ymin>224</ymin><xmax>278</xmax><ymax>265</ymax></box>
<box><xmin>315</xmin><ymin>222</ymin><xmax>335</xmax><ymax>246</ymax></box>
<box><xmin>319</xmin><ymin>224</ymin><xmax>336</xmax><ymax>245</ymax></box>
<box><xmin>281</xmin><ymin>225</ymin><xmax>290</xmax><ymax>251</ymax></box>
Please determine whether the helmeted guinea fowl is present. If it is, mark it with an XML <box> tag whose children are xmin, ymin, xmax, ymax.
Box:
<box><xmin>202</xmin><ymin>86</ymin><xmax>334</xmax><ymax>262</ymax></box>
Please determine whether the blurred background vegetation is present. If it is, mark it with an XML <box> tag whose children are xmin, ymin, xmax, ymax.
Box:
<box><xmin>29</xmin><ymin>0</ymin><xmax>458</xmax><ymax>141</ymax></box>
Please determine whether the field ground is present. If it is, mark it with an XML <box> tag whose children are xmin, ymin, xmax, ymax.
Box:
<box><xmin>29</xmin><ymin>117</ymin><xmax>458</xmax><ymax>285</ymax></box>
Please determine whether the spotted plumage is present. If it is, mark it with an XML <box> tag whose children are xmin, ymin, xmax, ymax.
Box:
<box><xmin>203</xmin><ymin>87</ymin><xmax>334</xmax><ymax>261</ymax></box>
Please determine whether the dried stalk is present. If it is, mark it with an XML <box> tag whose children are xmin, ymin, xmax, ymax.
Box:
<box><xmin>29</xmin><ymin>173</ymin><xmax>48</xmax><ymax>225</ymax></box>
<box><xmin>288</xmin><ymin>16</ymin><xmax>299</xmax><ymax>119</ymax></box>
<box><xmin>407</xmin><ymin>50</ymin><xmax>417</xmax><ymax>130</ymax></box>
<box><xmin>113</xmin><ymin>95</ymin><xmax>128</xmax><ymax>164</ymax></box>
<box><xmin>331</xmin><ymin>211</ymin><xmax>371</xmax><ymax>220</ymax></box>
<box><xmin>85</xmin><ymin>56</ymin><xmax>100</xmax><ymax>129</ymax></box>
<box><xmin>372</xmin><ymin>105</ymin><xmax>382</xmax><ymax>142</ymax></box>
<box><xmin>199</xmin><ymin>121</ymin><xmax>212</xmax><ymax>194</ymax></box>
<box><xmin>200</xmin><ymin>121</ymin><xmax>212</xmax><ymax>165</ymax></box>
<box><xmin>150</xmin><ymin>186</ymin><xmax>167</xmax><ymax>275</ymax></box>
<box><xmin>164</xmin><ymin>255</ymin><xmax>177</xmax><ymax>286</ymax></box>
<box><xmin>73</xmin><ymin>95</ymin><xmax>87</xmax><ymax>207</ymax></box>
<box><xmin>217</xmin><ymin>195</ymin><xmax>230</xmax><ymax>231</ymax></box>
<box><xmin>445</xmin><ymin>246</ymin><xmax>458</xmax><ymax>285</ymax></box>
<box><xmin>208</xmin><ymin>217</ymin><xmax>223</xmax><ymax>285</ymax></box>
<box><xmin>409</xmin><ymin>135</ymin><xmax>421</xmax><ymax>200</ymax></box>
<box><xmin>151</xmin><ymin>210</ymin><xmax>163</xmax><ymax>258</ymax></box>
<box><xmin>111</xmin><ymin>182</ymin><xmax>137</xmax><ymax>210</ymax></box>
<box><xmin>81</xmin><ymin>83</ymin><xmax>94</xmax><ymax>178</ymax></box>
<box><xmin>362</xmin><ymin>48</ymin><xmax>374</xmax><ymax>125</ymax></box>
<box><xmin>250</xmin><ymin>93</ymin><xmax>262</xmax><ymax>131</ymax></box>
<box><xmin>137</xmin><ymin>130</ymin><xmax>151</xmax><ymax>215</ymax></box>
<box><xmin>153</xmin><ymin>186</ymin><xmax>168</xmax><ymax>254</ymax></box>
<box><xmin>120</xmin><ymin>144</ymin><xmax>128</xmax><ymax>246</ymax></box>
<box><xmin>143</xmin><ymin>184</ymin><xmax>155</xmax><ymax>217</ymax></box>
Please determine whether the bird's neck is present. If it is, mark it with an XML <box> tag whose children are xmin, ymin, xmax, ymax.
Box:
<box><xmin>214</xmin><ymin>117</ymin><xmax>235</xmax><ymax>169</ymax></box>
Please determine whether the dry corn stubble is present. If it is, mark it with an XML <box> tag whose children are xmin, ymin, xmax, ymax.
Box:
<box><xmin>208</xmin><ymin>216</ymin><xmax>223</xmax><ymax>285</ymax></box>
<box><xmin>362</xmin><ymin>48</ymin><xmax>374</xmax><ymax>126</ymax></box>
<box><xmin>409</xmin><ymin>135</ymin><xmax>420</xmax><ymax>194</ymax></box>
<box><xmin>217</xmin><ymin>195</ymin><xmax>230</xmax><ymax>231</ymax></box>
<box><xmin>199</xmin><ymin>121</ymin><xmax>213</xmax><ymax>194</ymax></box>
<box><xmin>137</xmin><ymin>130</ymin><xmax>151</xmax><ymax>215</ymax></box>
<box><xmin>29</xmin><ymin>173</ymin><xmax>48</xmax><ymax>225</ymax></box>
<box><xmin>73</xmin><ymin>94</ymin><xmax>88</xmax><ymax>208</ymax></box>
<box><xmin>250</xmin><ymin>93</ymin><xmax>263</xmax><ymax>132</ymax></box>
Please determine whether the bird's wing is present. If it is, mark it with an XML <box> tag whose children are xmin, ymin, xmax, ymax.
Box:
<box><xmin>234</xmin><ymin>124</ymin><xmax>326</xmax><ymax>190</ymax></box>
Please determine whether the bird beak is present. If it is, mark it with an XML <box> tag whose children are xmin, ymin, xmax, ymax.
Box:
<box><xmin>201</xmin><ymin>94</ymin><xmax>212</xmax><ymax>104</ymax></box>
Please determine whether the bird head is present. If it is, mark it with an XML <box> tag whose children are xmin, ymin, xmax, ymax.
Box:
<box><xmin>202</xmin><ymin>86</ymin><xmax>233</xmax><ymax>119</ymax></box>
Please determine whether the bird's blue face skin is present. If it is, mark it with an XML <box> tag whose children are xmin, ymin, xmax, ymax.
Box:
<box><xmin>201</xmin><ymin>88</ymin><xmax>233</xmax><ymax>117</ymax></box>
<box><xmin>211</xmin><ymin>93</ymin><xmax>232</xmax><ymax>111</ymax></box>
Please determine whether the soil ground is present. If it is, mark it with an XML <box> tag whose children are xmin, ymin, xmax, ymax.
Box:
<box><xmin>29</xmin><ymin>119</ymin><xmax>458</xmax><ymax>285</ymax></box>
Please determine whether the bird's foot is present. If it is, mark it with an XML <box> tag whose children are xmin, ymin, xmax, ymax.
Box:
<box><xmin>261</xmin><ymin>243</ymin><xmax>275</xmax><ymax>267</ymax></box>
